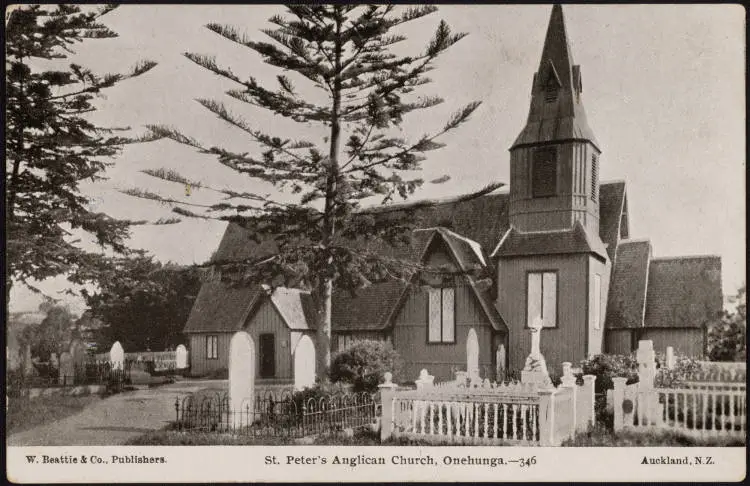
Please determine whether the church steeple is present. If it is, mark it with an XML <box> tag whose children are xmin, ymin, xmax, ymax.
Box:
<box><xmin>511</xmin><ymin>4</ymin><xmax>598</xmax><ymax>150</ymax></box>
<box><xmin>508</xmin><ymin>5</ymin><xmax>603</xmax><ymax>235</ymax></box>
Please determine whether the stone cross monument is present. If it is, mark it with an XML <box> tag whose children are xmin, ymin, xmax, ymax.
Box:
<box><xmin>521</xmin><ymin>316</ymin><xmax>553</xmax><ymax>388</ymax></box>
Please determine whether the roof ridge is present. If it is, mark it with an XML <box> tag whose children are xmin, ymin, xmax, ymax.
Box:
<box><xmin>619</xmin><ymin>238</ymin><xmax>651</xmax><ymax>244</ymax></box>
<box><xmin>600</xmin><ymin>179</ymin><xmax>626</xmax><ymax>185</ymax></box>
<box><xmin>651</xmin><ymin>254</ymin><xmax>721</xmax><ymax>262</ymax></box>
<box><xmin>359</xmin><ymin>190</ymin><xmax>507</xmax><ymax>214</ymax></box>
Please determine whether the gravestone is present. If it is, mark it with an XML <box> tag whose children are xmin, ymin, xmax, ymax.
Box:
<box><xmin>466</xmin><ymin>328</ymin><xmax>480</xmax><ymax>381</ymax></box>
<box><xmin>70</xmin><ymin>339</ymin><xmax>87</xmax><ymax>371</ymax></box>
<box><xmin>521</xmin><ymin>316</ymin><xmax>553</xmax><ymax>388</ymax></box>
<box><xmin>415</xmin><ymin>369</ymin><xmax>435</xmax><ymax>389</ymax></box>
<box><xmin>665</xmin><ymin>346</ymin><xmax>675</xmax><ymax>370</ymax></box>
<box><xmin>175</xmin><ymin>344</ymin><xmax>188</xmax><ymax>369</ymax></box>
<box><xmin>110</xmin><ymin>341</ymin><xmax>125</xmax><ymax>370</ymax></box>
<box><xmin>496</xmin><ymin>344</ymin><xmax>506</xmax><ymax>382</ymax></box>
<box><xmin>58</xmin><ymin>352</ymin><xmax>73</xmax><ymax>385</ymax></box>
<box><xmin>229</xmin><ymin>331</ymin><xmax>256</xmax><ymax>419</ymax></box>
<box><xmin>293</xmin><ymin>335</ymin><xmax>315</xmax><ymax>391</ymax></box>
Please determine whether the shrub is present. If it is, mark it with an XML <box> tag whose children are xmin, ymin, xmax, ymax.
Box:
<box><xmin>577</xmin><ymin>353</ymin><xmax>638</xmax><ymax>394</ymax></box>
<box><xmin>654</xmin><ymin>354</ymin><xmax>703</xmax><ymax>388</ymax></box>
<box><xmin>329</xmin><ymin>340</ymin><xmax>403</xmax><ymax>392</ymax></box>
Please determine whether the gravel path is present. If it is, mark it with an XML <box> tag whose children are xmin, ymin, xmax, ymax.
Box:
<box><xmin>6</xmin><ymin>380</ymin><xmax>227</xmax><ymax>446</ymax></box>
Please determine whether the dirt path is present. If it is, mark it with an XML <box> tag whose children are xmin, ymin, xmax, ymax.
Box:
<box><xmin>6</xmin><ymin>380</ymin><xmax>227</xmax><ymax>446</ymax></box>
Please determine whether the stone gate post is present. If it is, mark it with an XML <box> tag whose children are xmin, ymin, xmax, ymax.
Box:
<box><xmin>378</xmin><ymin>372</ymin><xmax>398</xmax><ymax>442</ymax></box>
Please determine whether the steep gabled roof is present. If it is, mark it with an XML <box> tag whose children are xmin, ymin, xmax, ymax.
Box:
<box><xmin>266</xmin><ymin>287</ymin><xmax>316</xmax><ymax>331</ymax></box>
<box><xmin>605</xmin><ymin>239</ymin><xmax>652</xmax><ymax>329</ymax></box>
<box><xmin>183</xmin><ymin>182</ymin><xmax>625</xmax><ymax>335</ymax></box>
<box><xmin>643</xmin><ymin>256</ymin><xmax>723</xmax><ymax>329</ymax></box>
<box><xmin>331</xmin><ymin>280</ymin><xmax>408</xmax><ymax>331</ymax></box>
<box><xmin>183</xmin><ymin>281</ymin><xmax>260</xmax><ymax>333</ymax></box>
<box><xmin>491</xmin><ymin>220</ymin><xmax>608</xmax><ymax>260</ymax></box>
<box><xmin>599</xmin><ymin>181</ymin><xmax>628</xmax><ymax>263</ymax></box>
<box><xmin>331</xmin><ymin>227</ymin><xmax>506</xmax><ymax>333</ymax></box>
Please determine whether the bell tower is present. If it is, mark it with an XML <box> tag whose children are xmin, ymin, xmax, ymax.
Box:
<box><xmin>509</xmin><ymin>4</ymin><xmax>601</xmax><ymax>235</ymax></box>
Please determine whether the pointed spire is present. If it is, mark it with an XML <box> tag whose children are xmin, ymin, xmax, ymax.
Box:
<box><xmin>511</xmin><ymin>4</ymin><xmax>599</xmax><ymax>150</ymax></box>
<box><xmin>537</xmin><ymin>4</ymin><xmax>574</xmax><ymax>91</ymax></box>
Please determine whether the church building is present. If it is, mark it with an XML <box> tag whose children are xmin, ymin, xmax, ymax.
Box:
<box><xmin>182</xmin><ymin>5</ymin><xmax>723</xmax><ymax>382</ymax></box>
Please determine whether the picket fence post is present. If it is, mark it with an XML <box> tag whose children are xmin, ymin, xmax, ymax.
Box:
<box><xmin>538</xmin><ymin>388</ymin><xmax>556</xmax><ymax>446</ymax></box>
<box><xmin>379</xmin><ymin>372</ymin><xmax>398</xmax><ymax>442</ymax></box>
<box><xmin>612</xmin><ymin>377</ymin><xmax>627</xmax><ymax>432</ymax></box>
<box><xmin>581</xmin><ymin>375</ymin><xmax>597</xmax><ymax>431</ymax></box>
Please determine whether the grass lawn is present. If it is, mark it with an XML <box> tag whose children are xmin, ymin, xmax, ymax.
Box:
<box><xmin>125</xmin><ymin>427</ymin><xmax>519</xmax><ymax>446</ymax></box>
<box><xmin>562</xmin><ymin>426</ymin><xmax>746</xmax><ymax>447</ymax></box>
<box><xmin>6</xmin><ymin>394</ymin><xmax>102</xmax><ymax>435</ymax></box>
<box><xmin>126</xmin><ymin>424</ymin><xmax>746</xmax><ymax>447</ymax></box>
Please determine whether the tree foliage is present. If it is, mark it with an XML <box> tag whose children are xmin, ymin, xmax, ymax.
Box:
<box><xmin>5</xmin><ymin>4</ymin><xmax>160</xmax><ymax>304</ymax></box>
<box><xmin>130</xmin><ymin>6</ymin><xmax>502</xmax><ymax>372</ymax></box>
<box><xmin>83</xmin><ymin>256</ymin><xmax>202</xmax><ymax>352</ymax></box>
<box><xmin>708</xmin><ymin>285</ymin><xmax>746</xmax><ymax>362</ymax></box>
<box><xmin>329</xmin><ymin>340</ymin><xmax>403</xmax><ymax>392</ymax></box>
<box><xmin>19</xmin><ymin>302</ymin><xmax>78</xmax><ymax>362</ymax></box>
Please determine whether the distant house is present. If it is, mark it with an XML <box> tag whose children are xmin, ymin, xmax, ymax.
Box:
<box><xmin>182</xmin><ymin>5</ymin><xmax>723</xmax><ymax>381</ymax></box>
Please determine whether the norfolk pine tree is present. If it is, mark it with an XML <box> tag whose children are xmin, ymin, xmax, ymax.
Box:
<box><xmin>5</xmin><ymin>4</ymin><xmax>160</xmax><ymax>306</ymax></box>
<box><xmin>133</xmin><ymin>6</ymin><xmax>503</xmax><ymax>374</ymax></box>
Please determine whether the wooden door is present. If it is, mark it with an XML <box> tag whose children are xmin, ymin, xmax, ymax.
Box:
<box><xmin>259</xmin><ymin>333</ymin><xmax>275</xmax><ymax>378</ymax></box>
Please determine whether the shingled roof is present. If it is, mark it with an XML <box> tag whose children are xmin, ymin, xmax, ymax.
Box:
<box><xmin>599</xmin><ymin>181</ymin><xmax>627</xmax><ymax>262</ymax></box>
<box><xmin>643</xmin><ymin>256</ymin><xmax>723</xmax><ymax>328</ymax></box>
<box><xmin>183</xmin><ymin>183</ymin><xmax>626</xmax><ymax>335</ymax></box>
<box><xmin>491</xmin><ymin>220</ymin><xmax>608</xmax><ymax>260</ymax></box>
<box><xmin>605</xmin><ymin>239</ymin><xmax>651</xmax><ymax>329</ymax></box>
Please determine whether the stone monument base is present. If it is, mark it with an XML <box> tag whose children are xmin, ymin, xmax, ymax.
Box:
<box><xmin>521</xmin><ymin>369</ymin><xmax>553</xmax><ymax>388</ymax></box>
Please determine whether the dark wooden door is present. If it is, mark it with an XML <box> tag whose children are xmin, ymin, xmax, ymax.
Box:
<box><xmin>259</xmin><ymin>333</ymin><xmax>275</xmax><ymax>378</ymax></box>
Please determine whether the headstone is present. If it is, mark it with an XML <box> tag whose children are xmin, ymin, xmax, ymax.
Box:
<box><xmin>110</xmin><ymin>341</ymin><xmax>124</xmax><ymax>370</ymax></box>
<box><xmin>293</xmin><ymin>335</ymin><xmax>316</xmax><ymax>390</ymax></box>
<box><xmin>58</xmin><ymin>352</ymin><xmax>73</xmax><ymax>385</ymax></box>
<box><xmin>22</xmin><ymin>344</ymin><xmax>33</xmax><ymax>376</ymax></box>
<box><xmin>665</xmin><ymin>346</ymin><xmax>675</xmax><ymax>370</ymax></box>
<box><xmin>466</xmin><ymin>328</ymin><xmax>480</xmax><ymax>381</ymax></box>
<box><xmin>521</xmin><ymin>316</ymin><xmax>553</xmax><ymax>388</ymax></box>
<box><xmin>496</xmin><ymin>344</ymin><xmax>506</xmax><ymax>382</ymax></box>
<box><xmin>560</xmin><ymin>362</ymin><xmax>576</xmax><ymax>387</ymax></box>
<box><xmin>415</xmin><ymin>369</ymin><xmax>434</xmax><ymax>389</ymax></box>
<box><xmin>70</xmin><ymin>339</ymin><xmax>87</xmax><ymax>370</ymax></box>
<box><xmin>175</xmin><ymin>344</ymin><xmax>188</xmax><ymax>369</ymax></box>
<box><xmin>229</xmin><ymin>331</ymin><xmax>256</xmax><ymax>420</ymax></box>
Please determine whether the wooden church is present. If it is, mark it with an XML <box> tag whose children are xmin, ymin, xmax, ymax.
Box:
<box><xmin>183</xmin><ymin>5</ymin><xmax>723</xmax><ymax>382</ymax></box>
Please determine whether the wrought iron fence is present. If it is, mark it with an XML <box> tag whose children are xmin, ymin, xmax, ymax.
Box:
<box><xmin>173</xmin><ymin>391</ymin><xmax>377</xmax><ymax>438</ymax></box>
<box><xmin>6</xmin><ymin>361</ymin><xmax>131</xmax><ymax>397</ymax></box>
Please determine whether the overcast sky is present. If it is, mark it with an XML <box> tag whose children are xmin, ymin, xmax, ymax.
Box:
<box><xmin>9</xmin><ymin>4</ymin><xmax>745</xmax><ymax>314</ymax></box>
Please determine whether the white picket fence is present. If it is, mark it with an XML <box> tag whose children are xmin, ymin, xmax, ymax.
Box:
<box><xmin>379</xmin><ymin>364</ymin><xmax>596</xmax><ymax>446</ymax></box>
<box><xmin>613</xmin><ymin>341</ymin><xmax>747</xmax><ymax>439</ymax></box>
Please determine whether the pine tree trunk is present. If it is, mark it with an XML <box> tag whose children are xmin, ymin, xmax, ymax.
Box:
<box><xmin>316</xmin><ymin>8</ymin><xmax>343</xmax><ymax>379</ymax></box>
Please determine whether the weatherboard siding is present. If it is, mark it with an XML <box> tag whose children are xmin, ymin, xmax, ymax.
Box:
<box><xmin>640</xmin><ymin>328</ymin><xmax>705</xmax><ymax>358</ymax></box>
<box><xmin>588</xmin><ymin>255</ymin><xmax>611</xmax><ymax>357</ymax></box>
<box><xmin>497</xmin><ymin>254</ymin><xmax>588</xmax><ymax>375</ymax></box>
<box><xmin>189</xmin><ymin>332</ymin><xmax>232</xmax><ymax>377</ymax></box>
<box><xmin>391</xmin><ymin>284</ymin><xmax>494</xmax><ymax>383</ymax></box>
<box><xmin>245</xmin><ymin>300</ymin><xmax>293</xmax><ymax>380</ymax></box>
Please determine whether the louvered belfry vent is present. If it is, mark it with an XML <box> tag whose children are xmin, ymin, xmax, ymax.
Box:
<box><xmin>532</xmin><ymin>148</ymin><xmax>557</xmax><ymax>197</ymax></box>
<box><xmin>591</xmin><ymin>153</ymin><xmax>599</xmax><ymax>201</ymax></box>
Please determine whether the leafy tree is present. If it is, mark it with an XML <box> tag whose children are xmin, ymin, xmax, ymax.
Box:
<box><xmin>708</xmin><ymin>285</ymin><xmax>746</xmax><ymax>362</ymax></box>
<box><xmin>83</xmin><ymin>256</ymin><xmax>201</xmax><ymax>352</ymax></box>
<box><xmin>129</xmin><ymin>6</ymin><xmax>501</xmax><ymax>374</ymax></box>
<box><xmin>5</xmin><ymin>4</ymin><xmax>160</xmax><ymax>306</ymax></box>
<box><xmin>19</xmin><ymin>302</ymin><xmax>78</xmax><ymax>361</ymax></box>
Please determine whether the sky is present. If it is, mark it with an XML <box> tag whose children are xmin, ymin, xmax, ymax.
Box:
<box><xmin>8</xmin><ymin>4</ymin><xmax>746</xmax><ymax>315</ymax></box>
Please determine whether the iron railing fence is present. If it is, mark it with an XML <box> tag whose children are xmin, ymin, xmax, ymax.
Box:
<box><xmin>174</xmin><ymin>391</ymin><xmax>377</xmax><ymax>438</ymax></box>
<box><xmin>7</xmin><ymin>361</ymin><xmax>131</xmax><ymax>396</ymax></box>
